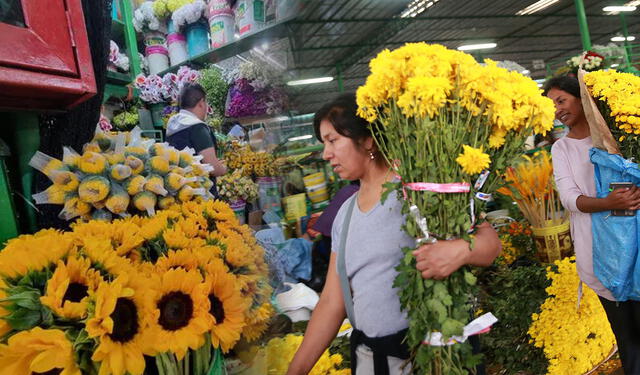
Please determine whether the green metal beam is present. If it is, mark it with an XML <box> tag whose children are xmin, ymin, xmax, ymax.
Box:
<box><xmin>574</xmin><ymin>0</ymin><xmax>591</xmax><ymax>50</ymax></box>
<box><xmin>292</xmin><ymin>33</ymin><xmax>611</xmax><ymax>52</ymax></box>
<box><xmin>121</xmin><ymin>0</ymin><xmax>141</xmax><ymax>78</ymax></box>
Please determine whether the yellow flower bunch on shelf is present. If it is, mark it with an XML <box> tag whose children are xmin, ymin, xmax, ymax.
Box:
<box><xmin>497</xmin><ymin>150</ymin><xmax>566</xmax><ymax>228</ymax></box>
<box><xmin>528</xmin><ymin>257</ymin><xmax>616</xmax><ymax>375</ymax></box>
<box><xmin>29</xmin><ymin>127</ymin><xmax>215</xmax><ymax>221</ymax></box>
<box><xmin>0</xmin><ymin>200</ymin><xmax>273</xmax><ymax>375</ymax></box>
<box><xmin>224</xmin><ymin>141</ymin><xmax>283</xmax><ymax>177</ymax></box>
<box><xmin>355</xmin><ymin>42</ymin><xmax>555</xmax><ymax>373</ymax></box>
<box><xmin>584</xmin><ymin>69</ymin><xmax>640</xmax><ymax>160</ymax></box>
<box><xmin>217</xmin><ymin>168</ymin><xmax>259</xmax><ymax>203</ymax></box>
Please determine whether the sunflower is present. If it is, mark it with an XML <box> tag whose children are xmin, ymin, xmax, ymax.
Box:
<box><xmin>79</xmin><ymin>236</ymin><xmax>134</xmax><ymax>278</ymax></box>
<box><xmin>0</xmin><ymin>279</ymin><xmax>10</xmax><ymax>337</ymax></box>
<box><xmin>202</xmin><ymin>260</ymin><xmax>246</xmax><ymax>353</ymax></box>
<box><xmin>242</xmin><ymin>303</ymin><xmax>275</xmax><ymax>343</ymax></box>
<box><xmin>162</xmin><ymin>226</ymin><xmax>205</xmax><ymax>250</ymax></box>
<box><xmin>86</xmin><ymin>276</ymin><xmax>153</xmax><ymax>375</ymax></box>
<box><xmin>0</xmin><ymin>327</ymin><xmax>80</xmax><ymax>375</ymax></box>
<box><xmin>201</xmin><ymin>200</ymin><xmax>237</xmax><ymax>229</ymax></box>
<box><xmin>40</xmin><ymin>256</ymin><xmax>103</xmax><ymax>319</ymax></box>
<box><xmin>154</xmin><ymin>249</ymin><xmax>200</xmax><ymax>274</ymax></box>
<box><xmin>0</xmin><ymin>230</ymin><xmax>73</xmax><ymax>279</ymax></box>
<box><xmin>147</xmin><ymin>268</ymin><xmax>212</xmax><ymax>359</ymax></box>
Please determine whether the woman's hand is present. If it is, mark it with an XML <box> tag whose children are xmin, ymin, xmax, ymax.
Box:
<box><xmin>604</xmin><ymin>185</ymin><xmax>640</xmax><ymax>210</ymax></box>
<box><xmin>413</xmin><ymin>239</ymin><xmax>470</xmax><ymax>280</ymax></box>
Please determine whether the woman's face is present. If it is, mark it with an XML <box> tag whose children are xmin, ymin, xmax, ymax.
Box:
<box><xmin>546</xmin><ymin>87</ymin><xmax>585</xmax><ymax>128</ymax></box>
<box><xmin>319</xmin><ymin>119</ymin><xmax>372</xmax><ymax>181</ymax></box>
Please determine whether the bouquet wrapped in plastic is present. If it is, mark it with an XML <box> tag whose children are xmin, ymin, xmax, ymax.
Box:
<box><xmin>30</xmin><ymin>127</ymin><xmax>215</xmax><ymax>221</ymax></box>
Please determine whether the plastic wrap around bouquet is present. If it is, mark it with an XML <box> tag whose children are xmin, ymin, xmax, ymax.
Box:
<box><xmin>580</xmin><ymin>68</ymin><xmax>640</xmax><ymax>301</ymax></box>
<box><xmin>0</xmin><ymin>200</ymin><xmax>274</xmax><ymax>375</ymax></box>
<box><xmin>356</xmin><ymin>43</ymin><xmax>555</xmax><ymax>373</ymax></box>
<box><xmin>30</xmin><ymin>127</ymin><xmax>215</xmax><ymax>221</ymax></box>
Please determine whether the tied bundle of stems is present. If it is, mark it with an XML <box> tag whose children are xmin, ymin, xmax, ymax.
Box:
<box><xmin>356</xmin><ymin>43</ymin><xmax>555</xmax><ymax>374</ymax></box>
<box><xmin>497</xmin><ymin>151</ymin><xmax>567</xmax><ymax>228</ymax></box>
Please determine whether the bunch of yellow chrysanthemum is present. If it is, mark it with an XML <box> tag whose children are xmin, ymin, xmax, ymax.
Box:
<box><xmin>355</xmin><ymin>43</ymin><xmax>555</xmax><ymax>374</ymax></box>
<box><xmin>0</xmin><ymin>200</ymin><xmax>273</xmax><ymax>375</ymax></box>
<box><xmin>29</xmin><ymin>126</ymin><xmax>215</xmax><ymax>221</ymax></box>
<box><xmin>224</xmin><ymin>141</ymin><xmax>283</xmax><ymax>177</ymax></box>
<box><xmin>237</xmin><ymin>334</ymin><xmax>349</xmax><ymax>375</ymax></box>
<box><xmin>528</xmin><ymin>257</ymin><xmax>616</xmax><ymax>375</ymax></box>
<box><xmin>584</xmin><ymin>69</ymin><xmax>640</xmax><ymax>160</ymax></box>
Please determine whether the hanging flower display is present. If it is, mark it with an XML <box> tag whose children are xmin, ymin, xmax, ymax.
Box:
<box><xmin>225</xmin><ymin>61</ymin><xmax>288</xmax><ymax>118</ymax></box>
<box><xmin>224</xmin><ymin>141</ymin><xmax>284</xmax><ymax>177</ymax></box>
<box><xmin>29</xmin><ymin>127</ymin><xmax>215</xmax><ymax>221</ymax></box>
<box><xmin>356</xmin><ymin>43</ymin><xmax>554</xmax><ymax>373</ymax></box>
<box><xmin>135</xmin><ymin>66</ymin><xmax>201</xmax><ymax>104</ymax></box>
<box><xmin>0</xmin><ymin>200</ymin><xmax>273</xmax><ymax>375</ymax></box>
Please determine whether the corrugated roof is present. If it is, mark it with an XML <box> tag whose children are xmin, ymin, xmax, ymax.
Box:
<box><xmin>277</xmin><ymin>0</ymin><xmax>640</xmax><ymax>114</ymax></box>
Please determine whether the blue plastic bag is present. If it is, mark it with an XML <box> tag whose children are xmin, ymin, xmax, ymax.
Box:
<box><xmin>590</xmin><ymin>148</ymin><xmax>640</xmax><ymax>301</ymax></box>
<box><xmin>255</xmin><ymin>228</ymin><xmax>313</xmax><ymax>293</ymax></box>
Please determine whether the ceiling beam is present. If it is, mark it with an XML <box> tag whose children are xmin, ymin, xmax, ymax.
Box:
<box><xmin>292</xmin><ymin>33</ymin><xmax>612</xmax><ymax>52</ymax></box>
<box><xmin>291</xmin><ymin>14</ymin><xmax>640</xmax><ymax>24</ymax></box>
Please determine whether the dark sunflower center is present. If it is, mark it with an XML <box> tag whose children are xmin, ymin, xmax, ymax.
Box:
<box><xmin>208</xmin><ymin>294</ymin><xmax>225</xmax><ymax>324</ymax></box>
<box><xmin>109</xmin><ymin>297</ymin><xmax>139</xmax><ymax>343</ymax></box>
<box><xmin>32</xmin><ymin>370</ymin><xmax>62</xmax><ymax>375</ymax></box>
<box><xmin>63</xmin><ymin>282</ymin><xmax>89</xmax><ymax>303</ymax></box>
<box><xmin>158</xmin><ymin>291</ymin><xmax>193</xmax><ymax>331</ymax></box>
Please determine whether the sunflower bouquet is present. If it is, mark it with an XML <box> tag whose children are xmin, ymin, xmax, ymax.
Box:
<box><xmin>29</xmin><ymin>127</ymin><xmax>215</xmax><ymax>221</ymax></box>
<box><xmin>0</xmin><ymin>200</ymin><xmax>274</xmax><ymax>375</ymax></box>
<box><xmin>528</xmin><ymin>257</ymin><xmax>616</xmax><ymax>375</ymax></box>
<box><xmin>356</xmin><ymin>43</ymin><xmax>555</xmax><ymax>373</ymax></box>
<box><xmin>583</xmin><ymin>69</ymin><xmax>640</xmax><ymax>160</ymax></box>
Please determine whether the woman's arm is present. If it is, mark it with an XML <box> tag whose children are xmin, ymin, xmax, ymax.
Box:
<box><xmin>576</xmin><ymin>185</ymin><xmax>640</xmax><ymax>213</ymax></box>
<box><xmin>413</xmin><ymin>221</ymin><xmax>501</xmax><ymax>280</ymax></box>
<box><xmin>286</xmin><ymin>252</ymin><xmax>346</xmax><ymax>375</ymax></box>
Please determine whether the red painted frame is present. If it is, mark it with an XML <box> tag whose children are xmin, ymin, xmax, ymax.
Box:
<box><xmin>0</xmin><ymin>0</ymin><xmax>96</xmax><ymax>111</ymax></box>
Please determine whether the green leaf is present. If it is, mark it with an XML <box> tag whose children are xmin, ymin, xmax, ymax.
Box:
<box><xmin>380</xmin><ymin>182</ymin><xmax>401</xmax><ymax>204</ymax></box>
<box><xmin>441</xmin><ymin>318</ymin><xmax>465</xmax><ymax>337</ymax></box>
<box><xmin>5</xmin><ymin>308</ymin><xmax>41</xmax><ymax>330</ymax></box>
<box><xmin>464</xmin><ymin>271</ymin><xmax>477</xmax><ymax>286</ymax></box>
<box><xmin>6</xmin><ymin>289</ymin><xmax>42</xmax><ymax>310</ymax></box>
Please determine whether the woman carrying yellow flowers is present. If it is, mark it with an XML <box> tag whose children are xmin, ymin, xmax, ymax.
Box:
<box><xmin>286</xmin><ymin>94</ymin><xmax>501</xmax><ymax>375</ymax></box>
<box><xmin>545</xmin><ymin>75</ymin><xmax>640</xmax><ymax>374</ymax></box>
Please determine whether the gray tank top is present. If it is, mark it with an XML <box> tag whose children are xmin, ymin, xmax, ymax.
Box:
<box><xmin>331</xmin><ymin>191</ymin><xmax>414</xmax><ymax>337</ymax></box>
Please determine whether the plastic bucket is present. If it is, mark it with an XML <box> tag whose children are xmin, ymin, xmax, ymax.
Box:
<box><xmin>229</xmin><ymin>199</ymin><xmax>246</xmax><ymax>224</ymax></box>
<box><xmin>306</xmin><ymin>182</ymin><xmax>329</xmax><ymax>203</ymax></box>
<box><xmin>146</xmin><ymin>45</ymin><xmax>169</xmax><ymax>75</ymax></box>
<box><xmin>167</xmin><ymin>33</ymin><xmax>188</xmax><ymax>66</ymax></box>
<box><xmin>282</xmin><ymin>193</ymin><xmax>307</xmax><ymax>221</ymax></box>
<box><xmin>233</xmin><ymin>0</ymin><xmax>256</xmax><ymax>37</ymax></box>
<box><xmin>257</xmin><ymin>176</ymin><xmax>282</xmax><ymax>213</ymax></box>
<box><xmin>144</xmin><ymin>31</ymin><xmax>166</xmax><ymax>47</ymax></box>
<box><xmin>209</xmin><ymin>11</ymin><xmax>235</xmax><ymax>49</ymax></box>
<box><xmin>531</xmin><ymin>220</ymin><xmax>573</xmax><ymax>263</ymax></box>
<box><xmin>185</xmin><ymin>21</ymin><xmax>209</xmax><ymax>58</ymax></box>
<box><xmin>149</xmin><ymin>102</ymin><xmax>167</xmax><ymax>128</ymax></box>
<box><xmin>303</xmin><ymin>172</ymin><xmax>325</xmax><ymax>188</ymax></box>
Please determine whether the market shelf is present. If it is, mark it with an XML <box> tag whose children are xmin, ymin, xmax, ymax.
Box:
<box><xmin>157</xmin><ymin>16</ymin><xmax>296</xmax><ymax>76</ymax></box>
<box><xmin>106</xmin><ymin>70</ymin><xmax>133</xmax><ymax>85</ymax></box>
<box><xmin>111</xmin><ymin>18</ymin><xmax>125</xmax><ymax>41</ymax></box>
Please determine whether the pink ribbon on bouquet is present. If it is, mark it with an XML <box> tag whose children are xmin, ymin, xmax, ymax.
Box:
<box><xmin>404</xmin><ymin>182</ymin><xmax>471</xmax><ymax>193</ymax></box>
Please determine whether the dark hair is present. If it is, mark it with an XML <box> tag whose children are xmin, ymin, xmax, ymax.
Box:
<box><xmin>179</xmin><ymin>83</ymin><xmax>206</xmax><ymax>109</ymax></box>
<box><xmin>543</xmin><ymin>75</ymin><xmax>580</xmax><ymax>98</ymax></box>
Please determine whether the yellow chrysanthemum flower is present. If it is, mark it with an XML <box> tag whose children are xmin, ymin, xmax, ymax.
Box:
<box><xmin>146</xmin><ymin>268</ymin><xmax>213</xmax><ymax>359</ymax></box>
<box><xmin>456</xmin><ymin>145</ymin><xmax>491</xmax><ymax>175</ymax></box>
<box><xmin>86</xmin><ymin>276</ymin><xmax>153</xmax><ymax>375</ymax></box>
<box><xmin>40</xmin><ymin>256</ymin><xmax>103</xmax><ymax>319</ymax></box>
<box><xmin>0</xmin><ymin>327</ymin><xmax>81</xmax><ymax>375</ymax></box>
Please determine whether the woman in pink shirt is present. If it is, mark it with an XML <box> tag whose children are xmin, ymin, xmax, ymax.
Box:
<box><xmin>545</xmin><ymin>75</ymin><xmax>640</xmax><ymax>374</ymax></box>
